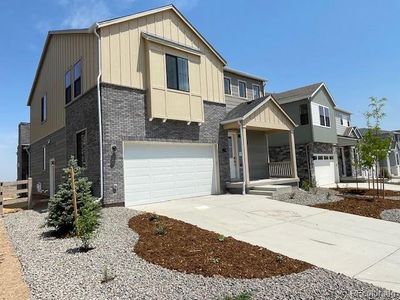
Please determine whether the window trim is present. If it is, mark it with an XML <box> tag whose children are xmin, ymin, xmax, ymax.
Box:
<box><xmin>299</xmin><ymin>103</ymin><xmax>309</xmax><ymax>125</ymax></box>
<box><xmin>165</xmin><ymin>53</ymin><xmax>190</xmax><ymax>93</ymax></box>
<box><xmin>73</xmin><ymin>60</ymin><xmax>82</xmax><ymax>98</ymax></box>
<box><xmin>41</xmin><ymin>94</ymin><xmax>47</xmax><ymax>123</ymax></box>
<box><xmin>252</xmin><ymin>84</ymin><xmax>261</xmax><ymax>99</ymax></box>
<box><xmin>43</xmin><ymin>146</ymin><xmax>46</xmax><ymax>171</ymax></box>
<box><xmin>316</xmin><ymin>104</ymin><xmax>331</xmax><ymax>128</ymax></box>
<box><xmin>238</xmin><ymin>80</ymin><xmax>247</xmax><ymax>99</ymax></box>
<box><xmin>224</xmin><ymin>77</ymin><xmax>232</xmax><ymax>95</ymax></box>
<box><xmin>76</xmin><ymin>128</ymin><xmax>87</xmax><ymax>168</ymax></box>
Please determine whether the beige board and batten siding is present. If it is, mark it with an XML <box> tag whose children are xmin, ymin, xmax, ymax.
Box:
<box><xmin>30</xmin><ymin>33</ymin><xmax>98</xmax><ymax>143</ymax></box>
<box><xmin>145</xmin><ymin>39</ymin><xmax>204</xmax><ymax>122</ymax></box>
<box><xmin>99</xmin><ymin>9</ymin><xmax>225</xmax><ymax>121</ymax></box>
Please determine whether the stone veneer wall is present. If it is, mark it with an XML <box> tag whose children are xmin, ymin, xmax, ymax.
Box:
<box><xmin>30</xmin><ymin>128</ymin><xmax>66</xmax><ymax>195</ymax></box>
<box><xmin>65</xmin><ymin>87</ymin><xmax>101</xmax><ymax>197</ymax></box>
<box><xmin>268</xmin><ymin>142</ymin><xmax>334</xmax><ymax>184</ymax></box>
<box><xmin>100</xmin><ymin>83</ymin><xmax>229</xmax><ymax>205</ymax></box>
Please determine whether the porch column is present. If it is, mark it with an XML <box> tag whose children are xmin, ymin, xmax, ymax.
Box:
<box><xmin>239</xmin><ymin>122</ymin><xmax>250</xmax><ymax>194</ymax></box>
<box><xmin>288</xmin><ymin>129</ymin><xmax>298</xmax><ymax>178</ymax></box>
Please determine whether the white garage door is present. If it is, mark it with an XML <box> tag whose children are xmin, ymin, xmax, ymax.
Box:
<box><xmin>314</xmin><ymin>154</ymin><xmax>335</xmax><ymax>186</ymax></box>
<box><xmin>123</xmin><ymin>142</ymin><xmax>216</xmax><ymax>206</ymax></box>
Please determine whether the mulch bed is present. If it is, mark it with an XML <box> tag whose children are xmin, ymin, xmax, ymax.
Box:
<box><xmin>334</xmin><ymin>188</ymin><xmax>400</xmax><ymax>197</ymax></box>
<box><xmin>313</xmin><ymin>197</ymin><xmax>400</xmax><ymax>219</ymax></box>
<box><xmin>129</xmin><ymin>213</ymin><xmax>311</xmax><ymax>279</ymax></box>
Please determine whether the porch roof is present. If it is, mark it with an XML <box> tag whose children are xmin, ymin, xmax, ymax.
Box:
<box><xmin>221</xmin><ymin>95</ymin><xmax>297</xmax><ymax>131</ymax></box>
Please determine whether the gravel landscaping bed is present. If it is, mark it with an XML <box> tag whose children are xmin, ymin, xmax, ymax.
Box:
<box><xmin>4</xmin><ymin>207</ymin><xmax>400</xmax><ymax>299</ymax></box>
<box><xmin>275</xmin><ymin>188</ymin><xmax>342</xmax><ymax>206</ymax></box>
<box><xmin>381</xmin><ymin>209</ymin><xmax>400</xmax><ymax>223</ymax></box>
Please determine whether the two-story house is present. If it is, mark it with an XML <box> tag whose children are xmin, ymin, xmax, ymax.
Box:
<box><xmin>334</xmin><ymin>108</ymin><xmax>362</xmax><ymax>180</ymax></box>
<box><xmin>27</xmin><ymin>5</ymin><xmax>298</xmax><ymax>206</ymax></box>
<box><xmin>267</xmin><ymin>82</ymin><xmax>341</xmax><ymax>186</ymax></box>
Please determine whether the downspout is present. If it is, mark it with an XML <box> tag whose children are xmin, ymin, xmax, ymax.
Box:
<box><xmin>239</xmin><ymin>121</ymin><xmax>246</xmax><ymax>195</ymax></box>
<box><xmin>94</xmin><ymin>24</ymin><xmax>104</xmax><ymax>203</ymax></box>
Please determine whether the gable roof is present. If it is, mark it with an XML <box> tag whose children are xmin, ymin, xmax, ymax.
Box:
<box><xmin>221</xmin><ymin>94</ymin><xmax>297</xmax><ymax>128</ymax></box>
<box><xmin>335</xmin><ymin>107</ymin><xmax>352</xmax><ymax>115</ymax></box>
<box><xmin>223</xmin><ymin>67</ymin><xmax>267</xmax><ymax>82</ymax></box>
<box><xmin>341</xmin><ymin>126</ymin><xmax>362</xmax><ymax>139</ymax></box>
<box><xmin>95</xmin><ymin>4</ymin><xmax>226</xmax><ymax>65</ymax></box>
<box><xmin>28</xmin><ymin>4</ymin><xmax>226</xmax><ymax>106</ymax></box>
<box><xmin>273</xmin><ymin>82</ymin><xmax>337</xmax><ymax>107</ymax></box>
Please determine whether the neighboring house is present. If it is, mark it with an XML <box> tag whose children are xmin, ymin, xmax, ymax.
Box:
<box><xmin>17</xmin><ymin>122</ymin><xmax>30</xmax><ymax>180</ymax></box>
<box><xmin>334</xmin><ymin>108</ymin><xmax>362</xmax><ymax>180</ymax></box>
<box><xmin>358</xmin><ymin>128</ymin><xmax>400</xmax><ymax>177</ymax></box>
<box><xmin>27</xmin><ymin>5</ymin><xmax>298</xmax><ymax>206</ymax></box>
<box><xmin>269</xmin><ymin>82</ymin><xmax>340</xmax><ymax>187</ymax></box>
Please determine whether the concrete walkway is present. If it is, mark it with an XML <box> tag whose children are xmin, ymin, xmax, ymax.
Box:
<box><xmin>133</xmin><ymin>194</ymin><xmax>400</xmax><ymax>293</ymax></box>
<box><xmin>322</xmin><ymin>182</ymin><xmax>400</xmax><ymax>191</ymax></box>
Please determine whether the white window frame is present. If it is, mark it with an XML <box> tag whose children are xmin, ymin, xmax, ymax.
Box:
<box><xmin>252</xmin><ymin>84</ymin><xmax>261</xmax><ymax>99</ymax></box>
<box><xmin>238</xmin><ymin>80</ymin><xmax>247</xmax><ymax>99</ymax></box>
<box><xmin>224</xmin><ymin>77</ymin><xmax>232</xmax><ymax>95</ymax></box>
<box><xmin>43</xmin><ymin>146</ymin><xmax>46</xmax><ymax>171</ymax></box>
<box><xmin>317</xmin><ymin>104</ymin><xmax>331</xmax><ymax>128</ymax></box>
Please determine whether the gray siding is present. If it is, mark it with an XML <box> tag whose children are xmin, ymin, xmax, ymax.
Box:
<box><xmin>335</xmin><ymin>110</ymin><xmax>351</xmax><ymax>136</ymax></box>
<box><xmin>224</xmin><ymin>71</ymin><xmax>264</xmax><ymax>112</ymax></box>
<box><xmin>100</xmin><ymin>83</ymin><xmax>229</xmax><ymax>206</ymax></box>
<box><xmin>65</xmin><ymin>87</ymin><xmax>101</xmax><ymax>197</ymax></box>
<box><xmin>18</xmin><ymin>123</ymin><xmax>30</xmax><ymax>145</ymax></box>
<box><xmin>311</xmin><ymin>89</ymin><xmax>338</xmax><ymax>144</ymax></box>
<box><xmin>30</xmin><ymin>128</ymin><xmax>66</xmax><ymax>195</ymax></box>
<box><xmin>268</xmin><ymin>99</ymin><xmax>313</xmax><ymax>147</ymax></box>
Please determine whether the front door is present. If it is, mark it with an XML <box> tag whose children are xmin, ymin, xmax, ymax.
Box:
<box><xmin>49</xmin><ymin>159</ymin><xmax>55</xmax><ymax>197</ymax></box>
<box><xmin>228</xmin><ymin>132</ymin><xmax>241</xmax><ymax>180</ymax></box>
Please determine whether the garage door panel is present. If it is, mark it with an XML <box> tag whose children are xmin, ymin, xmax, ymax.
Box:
<box><xmin>314</xmin><ymin>156</ymin><xmax>335</xmax><ymax>187</ymax></box>
<box><xmin>124</xmin><ymin>143</ymin><xmax>216</xmax><ymax>206</ymax></box>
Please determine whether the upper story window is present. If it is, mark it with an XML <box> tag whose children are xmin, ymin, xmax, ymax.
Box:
<box><xmin>41</xmin><ymin>95</ymin><xmax>47</xmax><ymax>123</ymax></box>
<box><xmin>166</xmin><ymin>54</ymin><xmax>189</xmax><ymax>92</ymax></box>
<box><xmin>339</xmin><ymin>113</ymin><xmax>350</xmax><ymax>127</ymax></box>
<box><xmin>252</xmin><ymin>84</ymin><xmax>260</xmax><ymax>99</ymax></box>
<box><xmin>299</xmin><ymin>103</ymin><xmax>309</xmax><ymax>125</ymax></box>
<box><xmin>319</xmin><ymin>105</ymin><xmax>330</xmax><ymax>127</ymax></box>
<box><xmin>76</xmin><ymin>130</ymin><xmax>87</xmax><ymax>168</ymax></box>
<box><xmin>224</xmin><ymin>77</ymin><xmax>231</xmax><ymax>95</ymax></box>
<box><xmin>73</xmin><ymin>61</ymin><xmax>82</xmax><ymax>98</ymax></box>
<box><xmin>238</xmin><ymin>80</ymin><xmax>247</xmax><ymax>98</ymax></box>
<box><xmin>65</xmin><ymin>70</ymin><xmax>72</xmax><ymax>104</ymax></box>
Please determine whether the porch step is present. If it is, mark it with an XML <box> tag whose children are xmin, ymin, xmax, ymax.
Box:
<box><xmin>249</xmin><ymin>184</ymin><xmax>293</xmax><ymax>197</ymax></box>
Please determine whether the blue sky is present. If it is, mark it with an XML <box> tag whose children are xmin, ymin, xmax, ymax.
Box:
<box><xmin>0</xmin><ymin>0</ymin><xmax>399</xmax><ymax>180</ymax></box>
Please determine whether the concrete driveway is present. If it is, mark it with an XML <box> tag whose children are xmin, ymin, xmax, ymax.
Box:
<box><xmin>133</xmin><ymin>194</ymin><xmax>400</xmax><ymax>292</ymax></box>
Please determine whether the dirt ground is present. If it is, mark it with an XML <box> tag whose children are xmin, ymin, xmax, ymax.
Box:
<box><xmin>129</xmin><ymin>213</ymin><xmax>311</xmax><ymax>279</ymax></box>
<box><xmin>0</xmin><ymin>219</ymin><xmax>30</xmax><ymax>300</ymax></box>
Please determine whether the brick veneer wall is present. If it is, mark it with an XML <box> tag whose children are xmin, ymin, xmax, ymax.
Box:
<box><xmin>65</xmin><ymin>87</ymin><xmax>101</xmax><ymax>197</ymax></box>
<box><xmin>30</xmin><ymin>128</ymin><xmax>66</xmax><ymax>195</ymax></box>
<box><xmin>100</xmin><ymin>83</ymin><xmax>229</xmax><ymax>205</ymax></box>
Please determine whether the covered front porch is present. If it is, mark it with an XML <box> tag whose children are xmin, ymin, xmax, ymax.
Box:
<box><xmin>221</xmin><ymin>95</ymin><xmax>299</xmax><ymax>193</ymax></box>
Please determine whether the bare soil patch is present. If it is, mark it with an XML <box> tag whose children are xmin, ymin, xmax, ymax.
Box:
<box><xmin>129</xmin><ymin>213</ymin><xmax>311</xmax><ymax>279</ymax></box>
<box><xmin>314</xmin><ymin>197</ymin><xmax>400</xmax><ymax>220</ymax></box>
<box><xmin>0</xmin><ymin>219</ymin><xmax>30</xmax><ymax>300</ymax></box>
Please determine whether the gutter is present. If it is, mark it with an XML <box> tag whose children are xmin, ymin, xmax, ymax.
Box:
<box><xmin>93</xmin><ymin>24</ymin><xmax>104</xmax><ymax>203</ymax></box>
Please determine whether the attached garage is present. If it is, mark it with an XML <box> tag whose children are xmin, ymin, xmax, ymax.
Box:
<box><xmin>313</xmin><ymin>154</ymin><xmax>336</xmax><ymax>186</ymax></box>
<box><xmin>123</xmin><ymin>142</ymin><xmax>218</xmax><ymax>207</ymax></box>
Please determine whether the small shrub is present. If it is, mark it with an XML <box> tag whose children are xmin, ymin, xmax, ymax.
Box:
<box><xmin>288</xmin><ymin>192</ymin><xmax>296</xmax><ymax>199</ymax></box>
<box><xmin>154</xmin><ymin>222</ymin><xmax>167</xmax><ymax>236</ymax></box>
<box><xmin>148</xmin><ymin>213</ymin><xmax>160</xmax><ymax>222</ymax></box>
<box><xmin>276</xmin><ymin>255</ymin><xmax>284</xmax><ymax>264</ymax></box>
<box><xmin>301</xmin><ymin>180</ymin><xmax>313</xmax><ymax>192</ymax></box>
<box><xmin>46</xmin><ymin>157</ymin><xmax>98</xmax><ymax>235</ymax></box>
<box><xmin>223</xmin><ymin>291</ymin><xmax>252</xmax><ymax>300</ymax></box>
<box><xmin>218</xmin><ymin>234</ymin><xmax>225</xmax><ymax>242</ymax></box>
<box><xmin>76</xmin><ymin>198</ymin><xmax>101</xmax><ymax>250</ymax></box>
<box><xmin>326</xmin><ymin>192</ymin><xmax>331</xmax><ymax>201</ymax></box>
<box><xmin>101</xmin><ymin>265</ymin><xmax>116</xmax><ymax>284</ymax></box>
<box><xmin>209</xmin><ymin>257</ymin><xmax>220</xmax><ymax>264</ymax></box>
